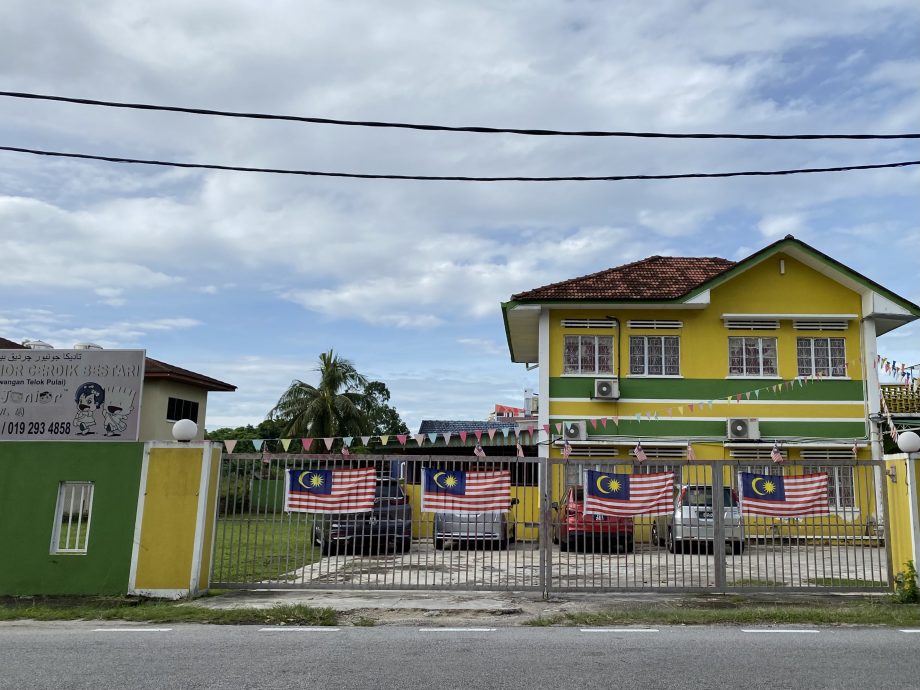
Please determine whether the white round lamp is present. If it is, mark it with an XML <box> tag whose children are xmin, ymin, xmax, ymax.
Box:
<box><xmin>172</xmin><ymin>419</ymin><xmax>198</xmax><ymax>442</ymax></box>
<box><xmin>897</xmin><ymin>431</ymin><xmax>920</xmax><ymax>454</ymax></box>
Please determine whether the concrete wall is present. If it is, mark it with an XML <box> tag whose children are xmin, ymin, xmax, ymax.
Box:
<box><xmin>885</xmin><ymin>453</ymin><xmax>920</xmax><ymax>578</ymax></box>
<box><xmin>0</xmin><ymin>442</ymin><xmax>144</xmax><ymax>595</ymax></box>
<box><xmin>138</xmin><ymin>379</ymin><xmax>209</xmax><ymax>441</ymax></box>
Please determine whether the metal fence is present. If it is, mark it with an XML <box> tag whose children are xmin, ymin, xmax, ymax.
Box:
<box><xmin>211</xmin><ymin>454</ymin><xmax>890</xmax><ymax>594</ymax></box>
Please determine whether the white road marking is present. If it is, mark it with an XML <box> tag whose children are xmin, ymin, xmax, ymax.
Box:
<box><xmin>899</xmin><ymin>629</ymin><xmax>920</xmax><ymax>633</ymax></box>
<box><xmin>93</xmin><ymin>628</ymin><xmax>173</xmax><ymax>632</ymax></box>
<box><xmin>741</xmin><ymin>629</ymin><xmax>819</xmax><ymax>633</ymax></box>
<box><xmin>258</xmin><ymin>627</ymin><xmax>341</xmax><ymax>632</ymax></box>
<box><xmin>418</xmin><ymin>628</ymin><xmax>497</xmax><ymax>632</ymax></box>
<box><xmin>581</xmin><ymin>628</ymin><xmax>659</xmax><ymax>633</ymax></box>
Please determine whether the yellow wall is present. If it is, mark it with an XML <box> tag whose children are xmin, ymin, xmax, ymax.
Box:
<box><xmin>547</xmin><ymin>253</ymin><xmax>865</xmax><ymax>382</ymax></box>
<box><xmin>886</xmin><ymin>454</ymin><xmax>919</xmax><ymax>578</ymax></box>
<box><xmin>134</xmin><ymin>447</ymin><xmax>203</xmax><ymax>590</ymax></box>
<box><xmin>139</xmin><ymin>380</ymin><xmax>209</xmax><ymax>442</ymax></box>
<box><xmin>197</xmin><ymin>447</ymin><xmax>221</xmax><ymax>591</ymax></box>
<box><xmin>404</xmin><ymin>484</ymin><xmax>540</xmax><ymax>541</ymax></box>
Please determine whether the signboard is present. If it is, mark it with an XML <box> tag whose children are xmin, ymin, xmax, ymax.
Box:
<box><xmin>0</xmin><ymin>349</ymin><xmax>145</xmax><ymax>441</ymax></box>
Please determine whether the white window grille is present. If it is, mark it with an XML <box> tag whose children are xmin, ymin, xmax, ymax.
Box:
<box><xmin>792</xmin><ymin>319</ymin><xmax>849</xmax><ymax>331</ymax></box>
<box><xmin>627</xmin><ymin>320</ymin><xmax>683</xmax><ymax>329</ymax></box>
<box><xmin>560</xmin><ymin>319</ymin><xmax>615</xmax><ymax>329</ymax></box>
<box><xmin>51</xmin><ymin>481</ymin><xmax>94</xmax><ymax>554</ymax></box>
<box><xmin>725</xmin><ymin>319</ymin><xmax>780</xmax><ymax>330</ymax></box>
<box><xmin>803</xmin><ymin>465</ymin><xmax>856</xmax><ymax>510</ymax></box>
<box><xmin>565</xmin><ymin>447</ymin><xmax>621</xmax><ymax>458</ymax></box>
<box><xmin>563</xmin><ymin>335</ymin><xmax>615</xmax><ymax>375</ymax></box>
<box><xmin>728</xmin><ymin>337</ymin><xmax>778</xmax><ymax>377</ymax></box>
<box><xmin>731</xmin><ymin>464</ymin><xmax>784</xmax><ymax>488</ymax></box>
<box><xmin>633</xmin><ymin>462</ymin><xmax>680</xmax><ymax>474</ymax></box>
<box><xmin>800</xmin><ymin>449</ymin><xmax>858</xmax><ymax>461</ymax></box>
<box><xmin>629</xmin><ymin>336</ymin><xmax>680</xmax><ymax>376</ymax></box>
<box><xmin>796</xmin><ymin>338</ymin><xmax>847</xmax><ymax>378</ymax></box>
<box><xmin>729</xmin><ymin>448</ymin><xmax>788</xmax><ymax>460</ymax></box>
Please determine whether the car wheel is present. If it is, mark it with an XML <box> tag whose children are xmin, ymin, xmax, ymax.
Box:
<box><xmin>316</xmin><ymin>533</ymin><xmax>335</xmax><ymax>557</ymax></box>
<box><xmin>394</xmin><ymin>536</ymin><xmax>411</xmax><ymax>554</ymax></box>
<box><xmin>666</xmin><ymin>527</ymin><xmax>676</xmax><ymax>554</ymax></box>
<box><xmin>731</xmin><ymin>541</ymin><xmax>745</xmax><ymax>555</ymax></box>
<box><xmin>622</xmin><ymin>538</ymin><xmax>634</xmax><ymax>554</ymax></box>
<box><xmin>434</xmin><ymin>538</ymin><xmax>445</xmax><ymax>550</ymax></box>
<box><xmin>559</xmin><ymin>535</ymin><xmax>569</xmax><ymax>552</ymax></box>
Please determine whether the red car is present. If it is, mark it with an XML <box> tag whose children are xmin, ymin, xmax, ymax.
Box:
<box><xmin>553</xmin><ymin>485</ymin><xmax>634</xmax><ymax>553</ymax></box>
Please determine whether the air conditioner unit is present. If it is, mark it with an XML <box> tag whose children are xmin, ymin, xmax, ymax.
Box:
<box><xmin>563</xmin><ymin>421</ymin><xmax>587</xmax><ymax>441</ymax></box>
<box><xmin>727</xmin><ymin>417</ymin><xmax>761</xmax><ymax>441</ymax></box>
<box><xmin>593</xmin><ymin>378</ymin><xmax>620</xmax><ymax>400</ymax></box>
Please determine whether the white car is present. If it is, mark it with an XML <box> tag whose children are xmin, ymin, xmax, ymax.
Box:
<box><xmin>652</xmin><ymin>485</ymin><xmax>745</xmax><ymax>554</ymax></box>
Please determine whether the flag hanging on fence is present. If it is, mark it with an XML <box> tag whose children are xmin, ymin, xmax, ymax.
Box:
<box><xmin>421</xmin><ymin>468</ymin><xmax>511</xmax><ymax>513</ymax></box>
<box><xmin>739</xmin><ymin>472</ymin><xmax>830</xmax><ymax>517</ymax></box>
<box><xmin>283</xmin><ymin>467</ymin><xmax>376</xmax><ymax>514</ymax></box>
<box><xmin>562</xmin><ymin>439</ymin><xmax>572</xmax><ymax>459</ymax></box>
<box><xmin>633</xmin><ymin>443</ymin><xmax>647</xmax><ymax>463</ymax></box>
<box><xmin>583</xmin><ymin>469</ymin><xmax>674</xmax><ymax>517</ymax></box>
<box><xmin>770</xmin><ymin>443</ymin><xmax>784</xmax><ymax>464</ymax></box>
<box><xmin>473</xmin><ymin>443</ymin><xmax>486</xmax><ymax>458</ymax></box>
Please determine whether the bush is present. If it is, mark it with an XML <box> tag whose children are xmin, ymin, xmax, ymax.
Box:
<box><xmin>894</xmin><ymin>561</ymin><xmax>919</xmax><ymax>603</ymax></box>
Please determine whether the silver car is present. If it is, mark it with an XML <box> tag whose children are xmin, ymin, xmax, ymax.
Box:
<box><xmin>652</xmin><ymin>485</ymin><xmax>745</xmax><ymax>554</ymax></box>
<box><xmin>433</xmin><ymin>503</ymin><xmax>517</xmax><ymax>550</ymax></box>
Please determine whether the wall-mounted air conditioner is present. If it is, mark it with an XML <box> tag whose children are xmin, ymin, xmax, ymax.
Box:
<box><xmin>593</xmin><ymin>378</ymin><xmax>620</xmax><ymax>400</ymax></box>
<box><xmin>563</xmin><ymin>421</ymin><xmax>587</xmax><ymax>441</ymax></box>
<box><xmin>727</xmin><ymin>418</ymin><xmax>761</xmax><ymax>441</ymax></box>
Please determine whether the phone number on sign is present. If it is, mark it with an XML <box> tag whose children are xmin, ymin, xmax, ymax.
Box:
<box><xmin>4</xmin><ymin>421</ymin><xmax>72</xmax><ymax>435</ymax></box>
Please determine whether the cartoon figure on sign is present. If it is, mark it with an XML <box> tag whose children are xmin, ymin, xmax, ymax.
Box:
<box><xmin>102</xmin><ymin>386</ymin><xmax>136</xmax><ymax>437</ymax></box>
<box><xmin>73</xmin><ymin>382</ymin><xmax>104</xmax><ymax>435</ymax></box>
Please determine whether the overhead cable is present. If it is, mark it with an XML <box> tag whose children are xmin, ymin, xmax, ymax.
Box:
<box><xmin>1</xmin><ymin>145</ymin><xmax>917</xmax><ymax>182</ymax></box>
<box><xmin>1</xmin><ymin>91</ymin><xmax>918</xmax><ymax>140</ymax></box>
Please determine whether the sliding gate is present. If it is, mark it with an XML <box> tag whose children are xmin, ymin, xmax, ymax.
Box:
<box><xmin>211</xmin><ymin>454</ymin><xmax>890</xmax><ymax>593</ymax></box>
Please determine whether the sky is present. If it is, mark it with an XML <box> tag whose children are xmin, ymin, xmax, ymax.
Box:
<box><xmin>1</xmin><ymin>0</ymin><xmax>918</xmax><ymax>434</ymax></box>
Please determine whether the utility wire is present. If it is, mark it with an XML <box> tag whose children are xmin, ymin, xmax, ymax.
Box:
<box><xmin>1</xmin><ymin>145</ymin><xmax>917</xmax><ymax>182</ymax></box>
<box><xmin>2</xmin><ymin>91</ymin><xmax>919</xmax><ymax>140</ymax></box>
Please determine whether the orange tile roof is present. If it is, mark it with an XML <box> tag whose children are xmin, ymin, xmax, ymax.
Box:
<box><xmin>511</xmin><ymin>255</ymin><xmax>735</xmax><ymax>301</ymax></box>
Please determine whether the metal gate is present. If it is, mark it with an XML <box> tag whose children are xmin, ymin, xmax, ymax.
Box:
<box><xmin>211</xmin><ymin>454</ymin><xmax>890</xmax><ymax>593</ymax></box>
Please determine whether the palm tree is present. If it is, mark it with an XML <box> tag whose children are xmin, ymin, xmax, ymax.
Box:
<box><xmin>269</xmin><ymin>350</ymin><xmax>371</xmax><ymax>439</ymax></box>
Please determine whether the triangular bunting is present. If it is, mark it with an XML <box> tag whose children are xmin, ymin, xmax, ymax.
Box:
<box><xmin>474</xmin><ymin>429</ymin><xmax>483</xmax><ymax>442</ymax></box>
<box><xmin>554</xmin><ymin>423</ymin><xmax>563</xmax><ymax>434</ymax></box>
<box><xmin>360</xmin><ymin>436</ymin><xmax>371</xmax><ymax>447</ymax></box>
<box><xmin>428</xmin><ymin>433</ymin><xmax>438</xmax><ymax>444</ymax></box>
<box><xmin>379</xmin><ymin>435</ymin><xmax>389</xmax><ymax>446</ymax></box>
<box><xmin>252</xmin><ymin>439</ymin><xmax>264</xmax><ymax>452</ymax></box>
<box><xmin>302</xmin><ymin>438</ymin><xmax>313</xmax><ymax>452</ymax></box>
<box><xmin>280</xmin><ymin>438</ymin><xmax>292</xmax><ymax>452</ymax></box>
<box><xmin>396</xmin><ymin>434</ymin><xmax>407</xmax><ymax>446</ymax></box>
<box><xmin>342</xmin><ymin>436</ymin><xmax>353</xmax><ymax>448</ymax></box>
<box><xmin>459</xmin><ymin>431</ymin><xmax>468</xmax><ymax>443</ymax></box>
<box><xmin>414</xmin><ymin>434</ymin><xmax>425</xmax><ymax>446</ymax></box>
<box><xmin>589</xmin><ymin>418</ymin><xmax>597</xmax><ymax>429</ymax></box>
<box><xmin>487</xmin><ymin>428</ymin><xmax>497</xmax><ymax>441</ymax></box>
<box><xmin>323</xmin><ymin>437</ymin><xmax>334</xmax><ymax>451</ymax></box>
<box><xmin>442</xmin><ymin>432</ymin><xmax>452</xmax><ymax>444</ymax></box>
<box><xmin>224</xmin><ymin>440</ymin><xmax>237</xmax><ymax>454</ymax></box>
<box><xmin>612</xmin><ymin>416</ymin><xmax>619</xmax><ymax>426</ymax></box>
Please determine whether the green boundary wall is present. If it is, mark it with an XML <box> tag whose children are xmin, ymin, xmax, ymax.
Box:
<box><xmin>0</xmin><ymin>442</ymin><xmax>144</xmax><ymax>595</ymax></box>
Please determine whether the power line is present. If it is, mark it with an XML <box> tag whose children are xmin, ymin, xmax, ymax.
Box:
<box><xmin>1</xmin><ymin>145</ymin><xmax>917</xmax><ymax>182</ymax></box>
<box><xmin>2</xmin><ymin>91</ymin><xmax>919</xmax><ymax>141</ymax></box>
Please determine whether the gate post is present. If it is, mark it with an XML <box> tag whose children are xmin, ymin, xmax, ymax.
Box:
<box><xmin>712</xmin><ymin>463</ymin><xmax>726</xmax><ymax>591</ymax></box>
<box><xmin>540</xmin><ymin>455</ymin><xmax>551</xmax><ymax>600</ymax></box>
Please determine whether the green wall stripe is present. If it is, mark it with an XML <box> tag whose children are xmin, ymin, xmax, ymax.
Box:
<box><xmin>549</xmin><ymin>377</ymin><xmax>864</xmax><ymax>401</ymax></box>
<box><xmin>0</xmin><ymin>442</ymin><xmax>144</xmax><ymax>596</ymax></box>
<box><xmin>549</xmin><ymin>418</ymin><xmax>866</xmax><ymax>438</ymax></box>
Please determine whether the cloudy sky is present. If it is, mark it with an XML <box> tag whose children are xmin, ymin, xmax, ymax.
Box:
<box><xmin>1</xmin><ymin>0</ymin><xmax>918</xmax><ymax>433</ymax></box>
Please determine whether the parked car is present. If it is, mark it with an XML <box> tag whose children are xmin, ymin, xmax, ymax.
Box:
<box><xmin>552</xmin><ymin>485</ymin><xmax>634</xmax><ymax>553</ymax></box>
<box><xmin>312</xmin><ymin>478</ymin><xmax>412</xmax><ymax>555</ymax></box>
<box><xmin>651</xmin><ymin>484</ymin><xmax>745</xmax><ymax>554</ymax></box>
<box><xmin>433</xmin><ymin>499</ymin><xmax>518</xmax><ymax>550</ymax></box>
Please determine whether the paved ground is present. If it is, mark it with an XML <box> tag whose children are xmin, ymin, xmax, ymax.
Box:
<box><xmin>222</xmin><ymin>540</ymin><xmax>888</xmax><ymax>590</ymax></box>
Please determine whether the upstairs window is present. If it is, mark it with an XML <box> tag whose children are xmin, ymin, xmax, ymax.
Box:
<box><xmin>797</xmin><ymin>337</ymin><xmax>846</xmax><ymax>377</ymax></box>
<box><xmin>563</xmin><ymin>335</ymin><xmax>614</xmax><ymax>375</ymax></box>
<box><xmin>167</xmin><ymin>397</ymin><xmax>200</xmax><ymax>423</ymax></box>
<box><xmin>728</xmin><ymin>337</ymin><xmax>778</xmax><ymax>377</ymax></box>
<box><xmin>629</xmin><ymin>336</ymin><xmax>680</xmax><ymax>376</ymax></box>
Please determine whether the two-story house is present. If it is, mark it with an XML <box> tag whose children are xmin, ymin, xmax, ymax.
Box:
<box><xmin>502</xmin><ymin>235</ymin><xmax>919</xmax><ymax>533</ymax></box>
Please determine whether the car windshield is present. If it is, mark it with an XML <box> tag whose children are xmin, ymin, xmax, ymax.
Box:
<box><xmin>375</xmin><ymin>481</ymin><xmax>404</xmax><ymax>498</ymax></box>
<box><xmin>684</xmin><ymin>487</ymin><xmax>737</xmax><ymax>508</ymax></box>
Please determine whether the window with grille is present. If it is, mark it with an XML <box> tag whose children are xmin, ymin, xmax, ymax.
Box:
<box><xmin>166</xmin><ymin>397</ymin><xmax>200</xmax><ymax>423</ymax></box>
<box><xmin>563</xmin><ymin>335</ymin><xmax>614</xmax><ymax>375</ymax></box>
<box><xmin>629</xmin><ymin>336</ymin><xmax>680</xmax><ymax>376</ymax></box>
<box><xmin>797</xmin><ymin>337</ymin><xmax>847</xmax><ymax>377</ymax></box>
<box><xmin>803</xmin><ymin>465</ymin><xmax>855</xmax><ymax>510</ymax></box>
<box><xmin>50</xmin><ymin>482</ymin><xmax>94</xmax><ymax>554</ymax></box>
<box><xmin>728</xmin><ymin>337</ymin><xmax>778</xmax><ymax>377</ymax></box>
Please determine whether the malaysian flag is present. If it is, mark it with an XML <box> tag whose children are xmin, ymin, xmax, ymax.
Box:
<box><xmin>562</xmin><ymin>439</ymin><xmax>572</xmax><ymax>459</ymax></box>
<box><xmin>473</xmin><ymin>443</ymin><xmax>486</xmax><ymax>458</ymax></box>
<box><xmin>421</xmin><ymin>468</ymin><xmax>511</xmax><ymax>513</ymax></box>
<box><xmin>770</xmin><ymin>443</ymin><xmax>784</xmax><ymax>464</ymax></box>
<box><xmin>686</xmin><ymin>442</ymin><xmax>696</xmax><ymax>461</ymax></box>
<box><xmin>633</xmin><ymin>443</ymin><xmax>647</xmax><ymax>463</ymax></box>
<box><xmin>583</xmin><ymin>469</ymin><xmax>674</xmax><ymax>517</ymax></box>
<box><xmin>516</xmin><ymin>442</ymin><xmax>524</xmax><ymax>458</ymax></box>
<box><xmin>283</xmin><ymin>467</ymin><xmax>376</xmax><ymax>513</ymax></box>
<box><xmin>739</xmin><ymin>472</ymin><xmax>830</xmax><ymax>517</ymax></box>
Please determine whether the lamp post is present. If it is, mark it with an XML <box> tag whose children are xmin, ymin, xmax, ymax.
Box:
<box><xmin>897</xmin><ymin>431</ymin><xmax>920</xmax><ymax>584</ymax></box>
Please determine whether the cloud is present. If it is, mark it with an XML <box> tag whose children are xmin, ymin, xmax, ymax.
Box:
<box><xmin>758</xmin><ymin>213</ymin><xmax>806</xmax><ymax>238</ymax></box>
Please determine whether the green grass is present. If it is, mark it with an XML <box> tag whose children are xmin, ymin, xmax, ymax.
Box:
<box><xmin>0</xmin><ymin>596</ymin><xmax>336</xmax><ymax>626</ymax></box>
<box><xmin>526</xmin><ymin>600</ymin><xmax>920</xmax><ymax>627</ymax></box>
<box><xmin>212</xmin><ymin>513</ymin><xmax>321</xmax><ymax>583</ymax></box>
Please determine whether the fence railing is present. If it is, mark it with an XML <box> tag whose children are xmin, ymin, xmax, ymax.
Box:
<box><xmin>882</xmin><ymin>384</ymin><xmax>920</xmax><ymax>414</ymax></box>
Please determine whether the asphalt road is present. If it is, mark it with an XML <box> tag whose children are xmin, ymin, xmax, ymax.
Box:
<box><xmin>2</xmin><ymin>622</ymin><xmax>919</xmax><ymax>690</ymax></box>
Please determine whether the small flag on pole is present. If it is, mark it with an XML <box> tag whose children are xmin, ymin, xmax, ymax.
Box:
<box><xmin>686</xmin><ymin>442</ymin><xmax>696</xmax><ymax>461</ymax></box>
<box><xmin>770</xmin><ymin>443</ymin><xmax>784</xmax><ymax>464</ymax></box>
<box><xmin>516</xmin><ymin>442</ymin><xmax>524</xmax><ymax>457</ymax></box>
<box><xmin>562</xmin><ymin>439</ymin><xmax>572</xmax><ymax>460</ymax></box>
<box><xmin>473</xmin><ymin>443</ymin><xmax>486</xmax><ymax>458</ymax></box>
<box><xmin>634</xmin><ymin>443</ymin><xmax>647</xmax><ymax>463</ymax></box>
